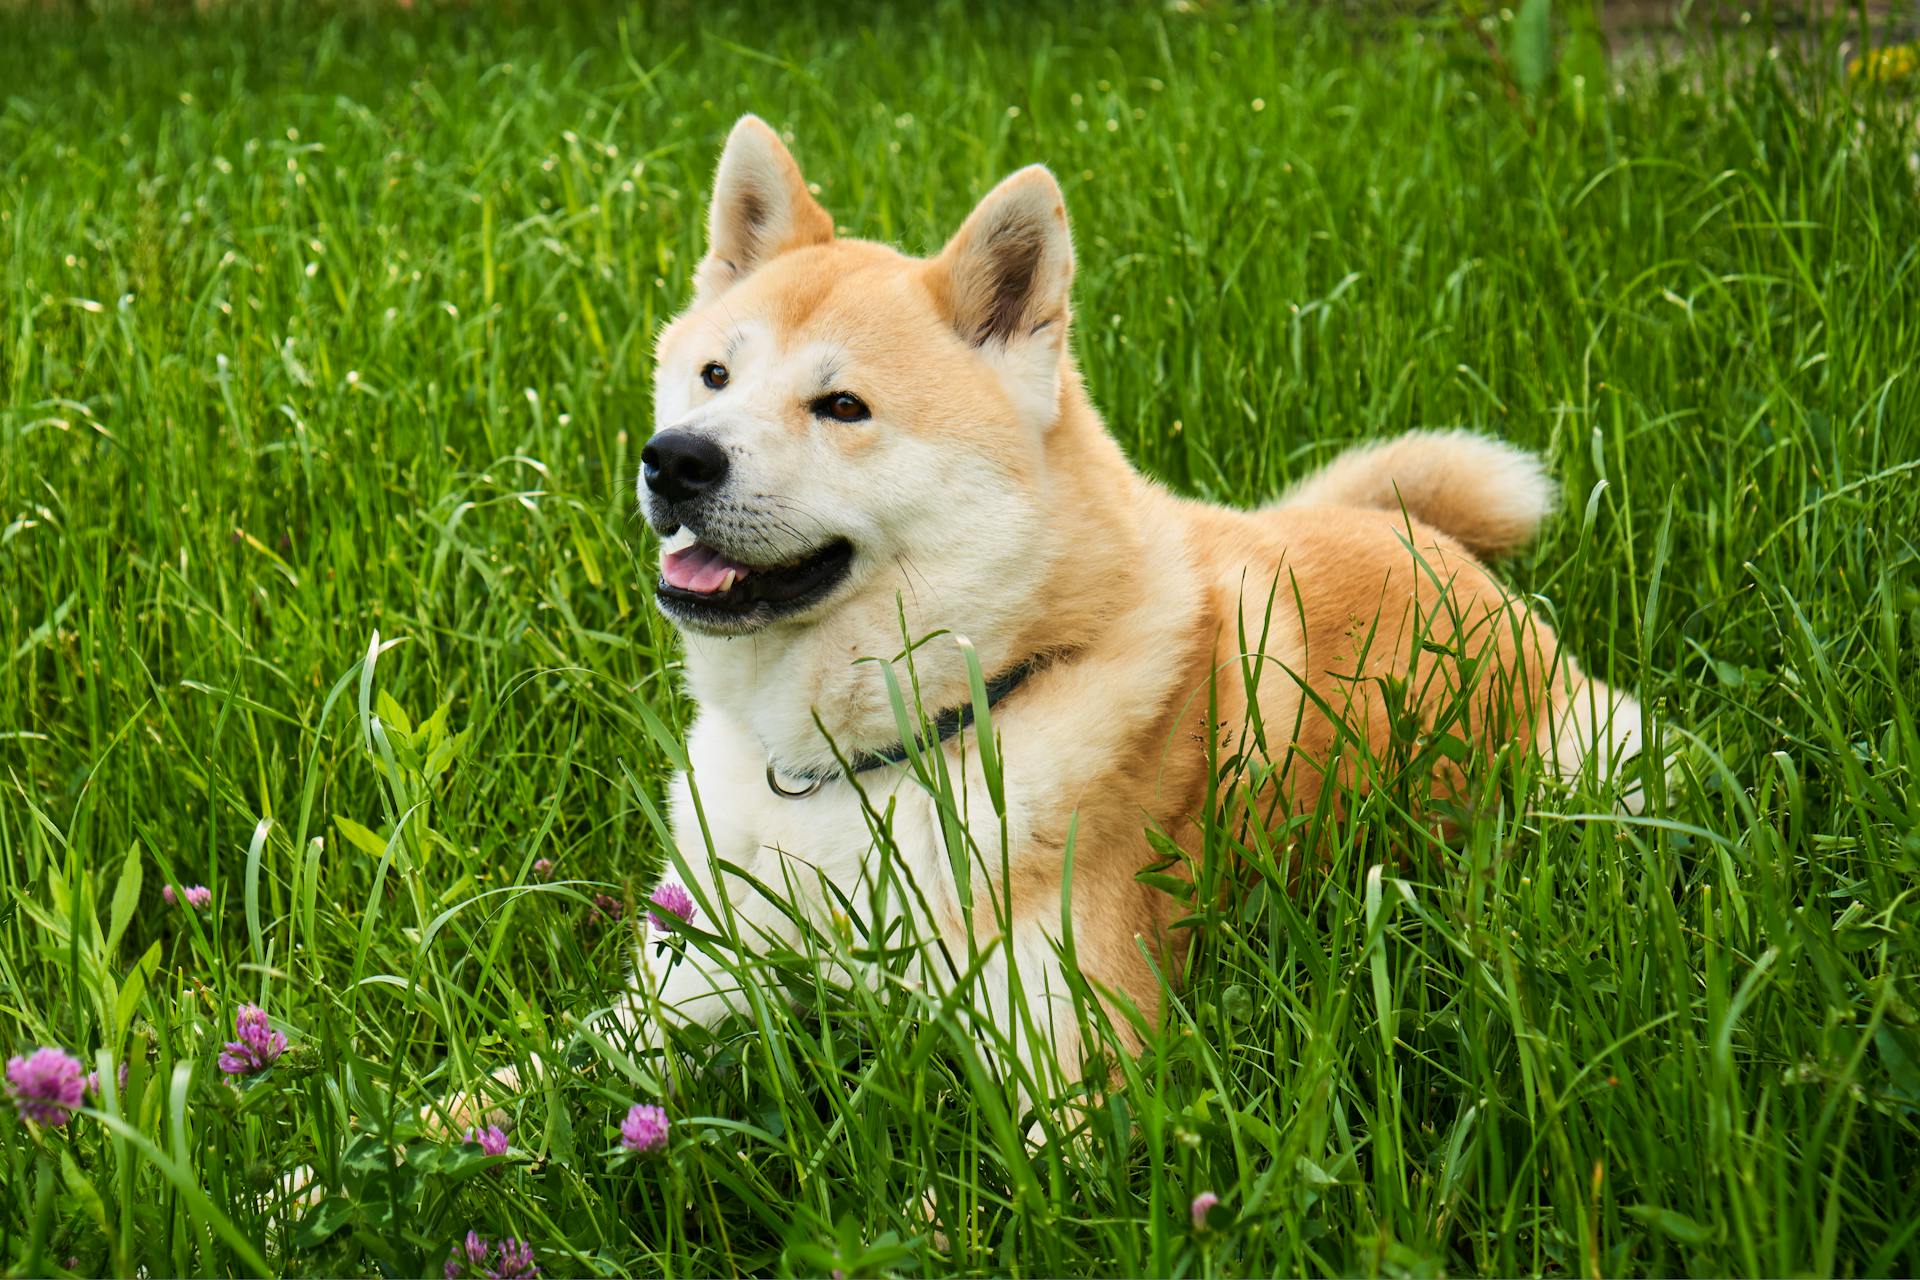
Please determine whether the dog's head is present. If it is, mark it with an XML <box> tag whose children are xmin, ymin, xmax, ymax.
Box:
<box><xmin>643</xmin><ymin>116</ymin><xmax>1076</xmax><ymax>640</ymax></box>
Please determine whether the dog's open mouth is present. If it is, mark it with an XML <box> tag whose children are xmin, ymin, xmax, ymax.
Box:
<box><xmin>655</xmin><ymin>535</ymin><xmax>855</xmax><ymax>630</ymax></box>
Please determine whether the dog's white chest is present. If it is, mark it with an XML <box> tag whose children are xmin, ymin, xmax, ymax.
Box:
<box><xmin>666</xmin><ymin>711</ymin><xmax>959</xmax><ymax>930</ymax></box>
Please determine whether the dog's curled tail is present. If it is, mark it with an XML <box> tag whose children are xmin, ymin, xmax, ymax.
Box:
<box><xmin>1273</xmin><ymin>428</ymin><xmax>1556</xmax><ymax>558</ymax></box>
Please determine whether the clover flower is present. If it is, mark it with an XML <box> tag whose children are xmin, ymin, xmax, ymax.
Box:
<box><xmin>589</xmin><ymin>893</ymin><xmax>625</xmax><ymax>927</ymax></box>
<box><xmin>1190</xmin><ymin>1190</ymin><xmax>1220</xmax><ymax>1231</ymax></box>
<box><xmin>217</xmin><ymin>1004</ymin><xmax>286</xmax><ymax>1077</ymax></box>
<box><xmin>487</xmin><ymin>1238</ymin><xmax>538</xmax><ymax>1280</ymax></box>
<box><xmin>444</xmin><ymin>1231</ymin><xmax>487</xmax><ymax>1278</ymax></box>
<box><xmin>163</xmin><ymin>884</ymin><xmax>213</xmax><ymax>909</ymax></box>
<box><xmin>6</xmin><ymin>1047</ymin><xmax>86</xmax><ymax>1127</ymax></box>
<box><xmin>465</xmin><ymin>1124</ymin><xmax>509</xmax><ymax>1156</ymax></box>
<box><xmin>84</xmin><ymin>1062</ymin><xmax>129</xmax><ymax>1098</ymax></box>
<box><xmin>647</xmin><ymin>882</ymin><xmax>696</xmax><ymax>932</ymax></box>
<box><xmin>620</xmin><ymin>1102</ymin><xmax>669</xmax><ymax>1155</ymax></box>
<box><xmin>531</xmin><ymin>858</ymin><xmax>555</xmax><ymax>879</ymax></box>
<box><xmin>446</xmin><ymin>1232</ymin><xmax>538</xmax><ymax>1280</ymax></box>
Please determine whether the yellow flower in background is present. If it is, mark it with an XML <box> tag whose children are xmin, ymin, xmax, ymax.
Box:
<box><xmin>1849</xmin><ymin>44</ymin><xmax>1920</xmax><ymax>84</ymax></box>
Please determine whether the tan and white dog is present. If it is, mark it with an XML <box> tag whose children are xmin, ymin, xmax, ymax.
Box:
<box><xmin>623</xmin><ymin>115</ymin><xmax>1644</xmax><ymax>1096</ymax></box>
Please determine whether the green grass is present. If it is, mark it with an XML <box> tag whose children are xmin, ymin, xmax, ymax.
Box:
<box><xmin>3</xmin><ymin>1</ymin><xmax>1919</xmax><ymax>1275</ymax></box>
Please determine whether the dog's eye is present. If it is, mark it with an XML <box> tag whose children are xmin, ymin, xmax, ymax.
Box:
<box><xmin>813</xmin><ymin>392</ymin><xmax>870</xmax><ymax>423</ymax></box>
<box><xmin>700</xmin><ymin>362</ymin><xmax>729</xmax><ymax>391</ymax></box>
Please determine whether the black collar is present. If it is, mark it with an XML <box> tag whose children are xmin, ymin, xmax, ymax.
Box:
<box><xmin>765</xmin><ymin>658</ymin><xmax>1039</xmax><ymax>798</ymax></box>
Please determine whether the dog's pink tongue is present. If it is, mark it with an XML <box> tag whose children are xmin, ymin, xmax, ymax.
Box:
<box><xmin>662</xmin><ymin>542</ymin><xmax>751</xmax><ymax>594</ymax></box>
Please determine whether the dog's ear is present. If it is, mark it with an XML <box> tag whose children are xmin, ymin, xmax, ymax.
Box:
<box><xmin>694</xmin><ymin>116</ymin><xmax>833</xmax><ymax>301</ymax></box>
<box><xmin>930</xmin><ymin>165</ymin><xmax>1075</xmax><ymax>349</ymax></box>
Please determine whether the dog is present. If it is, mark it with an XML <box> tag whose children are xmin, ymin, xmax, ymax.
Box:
<box><xmin>615</xmin><ymin>115</ymin><xmax>1645</xmax><ymax>1107</ymax></box>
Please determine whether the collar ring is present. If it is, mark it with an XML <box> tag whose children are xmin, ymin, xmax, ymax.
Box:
<box><xmin>765</xmin><ymin>763</ymin><xmax>828</xmax><ymax>799</ymax></box>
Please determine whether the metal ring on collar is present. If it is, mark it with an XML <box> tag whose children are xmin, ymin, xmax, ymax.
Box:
<box><xmin>765</xmin><ymin>763</ymin><xmax>828</xmax><ymax>799</ymax></box>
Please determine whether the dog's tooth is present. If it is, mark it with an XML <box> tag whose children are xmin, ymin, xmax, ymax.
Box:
<box><xmin>661</xmin><ymin>527</ymin><xmax>699</xmax><ymax>555</ymax></box>
<box><xmin>718</xmin><ymin>569</ymin><xmax>737</xmax><ymax>593</ymax></box>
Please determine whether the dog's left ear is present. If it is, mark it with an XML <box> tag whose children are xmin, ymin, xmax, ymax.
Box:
<box><xmin>930</xmin><ymin>165</ymin><xmax>1075</xmax><ymax>350</ymax></box>
<box><xmin>694</xmin><ymin>116</ymin><xmax>834</xmax><ymax>301</ymax></box>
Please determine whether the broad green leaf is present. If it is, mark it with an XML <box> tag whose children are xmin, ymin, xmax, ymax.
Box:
<box><xmin>106</xmin><ymin>842</ymin><xmax>142</xmax><ymax>953</ymax></box>
<box><xmin>333</xmin><ymin>815</ymin><xmax>389</xmax><ymax>857</ymax></box>
<box><xmin>114</xmin><ymin>940</ymin><xmax>161</xmax><ymax>1042</ymax></box>
<box><xmin>375</xmin><ymin>689</ymin><xmax>413</xmax><ymax>737</ymax></box>
<box><xmin>291</xmin><ymin>1196</ymin><xmax>354</xmax><ymax>1248</ymax></box>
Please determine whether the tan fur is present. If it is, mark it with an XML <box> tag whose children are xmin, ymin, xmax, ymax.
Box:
<box><xmin>1273</xmin><ymin>427</ymin><xmax>1558</xmax><ymax>558</ymax></box>
<box><xmin>623</xmin><ymin>118</ymin><xmax>1645</xmax><ymax>1098</ymax></box>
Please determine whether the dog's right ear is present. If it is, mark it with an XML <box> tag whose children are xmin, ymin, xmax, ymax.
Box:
<box><xmin>693</xmin><ymin>116</ymin><xmax>834</xmax><ymax>302</ymax></box>
<box><xmin>927</xmin><ymin>166</ymin><xmax>1075</xmax><ymax>430</ymax></box>
<box><xmin>930</xmin><ymin>166</ymin><xmax>1075</xmax><ymax>349</ymax></box>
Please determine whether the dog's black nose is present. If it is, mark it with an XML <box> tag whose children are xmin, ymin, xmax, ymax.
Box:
<box><xmin>641</xmin><ymin>430</ymin><xmax>729</xmax><ymax>503</ymax></box>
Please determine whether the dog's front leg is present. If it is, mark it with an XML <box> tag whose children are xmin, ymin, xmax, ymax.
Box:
<box><xmin>955</xmin><ymin>923</ymin><xmax>1100</xmax><ymax>1148</ymax></box>
<box><xmin>599</xmin><ymin>749</ymin><xmax>813</xmax><ymax>1058</ymax></box>
<box><xmin>614</xmin><ymin>916</ymin><xmax>771</xmax><ymax>1047</ymax></box>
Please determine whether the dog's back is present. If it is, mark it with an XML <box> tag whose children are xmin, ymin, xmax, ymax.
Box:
<box><xmin>1202</xmin><ymin>429</ymin><xmax>1645</xmax><ymax>810</ymax></box>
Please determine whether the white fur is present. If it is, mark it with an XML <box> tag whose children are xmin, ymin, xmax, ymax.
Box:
<box><xmin>1542</xmin><ymin>673</ymin><xmax>1650</xmax><ymax>814</ymax></box>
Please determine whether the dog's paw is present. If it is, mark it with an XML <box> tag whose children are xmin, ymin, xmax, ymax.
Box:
<box><xmin>273</xmin><ymin>1164</ymin><xmax>326</xmax><ymax>1220</ymax></box>
<box><xmin>418</xmin><ymin>1059</ymin><xmax>541</xmax><ymax>1137</ymax></box>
